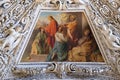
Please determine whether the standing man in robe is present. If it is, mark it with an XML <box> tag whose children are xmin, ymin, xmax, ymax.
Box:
<box><xmin>44</xmin><ymin>16</ymin><xmax>58</xmax><ymax>49</ymax></box>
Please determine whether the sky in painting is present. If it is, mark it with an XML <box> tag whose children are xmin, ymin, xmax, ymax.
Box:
<box><xmin>39</xmin><ymin>12</ymin><xmax>62</xmax><ymax>24</ymax></box>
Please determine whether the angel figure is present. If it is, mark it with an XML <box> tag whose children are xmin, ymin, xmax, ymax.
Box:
<box><xmin>0</xmin><ymin>26</ymin><xmax>27</xmax><ymax>53</ymax></box>
<box><xmin>0</xmin><ymin>0</ymin><xmax>10</xmax><ymax>6</ymax></box>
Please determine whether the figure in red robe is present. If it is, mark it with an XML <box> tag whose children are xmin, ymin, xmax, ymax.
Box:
<box><xmin>44</xmin><ymin>16</ymin><xmax>58</xmax><ymax>48</ymax></box>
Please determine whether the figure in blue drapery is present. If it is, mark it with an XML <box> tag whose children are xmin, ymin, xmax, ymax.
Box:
<box><xmin>46</xmin><ymin>26</ymin><xmax>68</xmax><ymax>61</ymax></box>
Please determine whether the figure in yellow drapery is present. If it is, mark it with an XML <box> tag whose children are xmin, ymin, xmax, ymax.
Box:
<box><xmin>68</xmin><ymin>28</ymin><xmax>101</xmax><ymax>62</ymax></box>
<box><xmin>66</xmin><ymin>15</ymin><xmax>79</xmax><ymax>49</ymax></box>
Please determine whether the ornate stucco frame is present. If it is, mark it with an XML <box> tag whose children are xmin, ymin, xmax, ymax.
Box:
<box><xmin>0</xmin><ymin>0</ymin><xmax>120</xmax><ymax>79</ymax></box>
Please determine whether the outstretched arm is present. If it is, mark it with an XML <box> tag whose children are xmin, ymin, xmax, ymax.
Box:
<box><xmin>67</xmin><ymin>29</ymin><xmax>73</xmax><ymax>40</ymax></box>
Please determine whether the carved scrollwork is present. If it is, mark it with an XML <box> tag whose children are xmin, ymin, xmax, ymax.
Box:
<box><xmin>0</xmin><ymin>0</ymin><xmax>11</xmax><ymax>7</ymax></box>
<box><xmin>10</xmin><ymin>62</ymin><xmax>120</xmax><ymax>79</ymax></box>
<box><xmin>117</xmin><ymin>55</ymin><xmax>120</xmax><ymax>74</ymax></box>
<box><xmin>0</xmin><ymin>53</ymin><xmax>10</xmax><ymax>78</ymax></box>
<box><xmin>108</xmin><ymin>0</ymin><xmax>120</xmax><ymax>11</ymax></box>
<box><xmin>0</xmin><ymin>0</ymin><xmax>37</xmax><ymax>79</ymax></box>
<box><xmin>64</xmin><ymin>63</ymin><xmax>120</xmax><ymax>79</ymax></box>
<box><xmin>45</xmin><ymin>63</ymin><xmax>63</xmax><ymax>78</ymax></box>
<box><xmin>11</xmin><ymin>63</ymin><xmax>63</xmax><ymax>79</ymax></box>
<box><xmin>99</xmin><ymin>5</ymin><xmax>113</xmax><ymax>18</ymax></box>
<box><xmin>12</xmin><ymin>66</ymin><xmax>42</xmax><ymax>77</ymax></box>
<box><xmin>64</xmin><ymin>0</ymin><xmax>89</xmax><ymax>9</ymax></box>
<box><xmin>115</xmin><ymin>14</ymin><xmax>120</xmax><ymax>24</ymax></box>
<box><xmin>110</xmin><ymin>1</ymin><xmax>119</xmax><ymax>9</ymax></box>
<box><xmin>40</xmin><ymin>0</ymin><xmax>63</xmax><ymax>10</ymax></box>
<box><xmin>65</xmin><ymin>63</ymin><xmax>111</xmax><ymax>76</ymax></box>
<box><xmin>89</xmin><ymin>0</ymin><xmax>120</xmax><ymax>74</ymax></box>
<box><xmin>0</xmin><ymin>0</ymin><xmax>120</xmax><ymax>79</ymax></box>
<box><xmin>64</xmin><ymin>0</ymin><xmax>80</xmax><ymax>9</ymax></box>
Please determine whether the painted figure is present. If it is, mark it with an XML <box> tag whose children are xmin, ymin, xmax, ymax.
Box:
<box><xmin>22</xmin><ymin>12</ymin><xmax>104</xmax><ymax>62</ymax></box>
<box><xmin>46</xmin><ymin>26</ymin><xmax>68</xmax><ymax>61</ymax></box>
<box><xmin>66</xmin><ymin>15</ymin><xmax>79</xmax><ymax>49</ymax></box>
<box><xmin>68</xmin><ymin>28</ymin><xmax>96</xmax><ymax>62</ymax></box>
<box><xmin>44</xmin><ymin>16</ymin><xmax>58</xmax><ymax>48</ymax></box>
<box><xmin>30</xmin><ymin>28</ymin><xmax>46</xmax><ymax>55</ymax></box>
